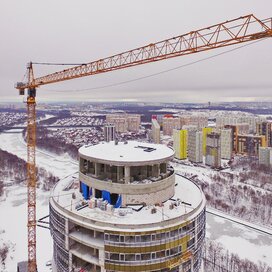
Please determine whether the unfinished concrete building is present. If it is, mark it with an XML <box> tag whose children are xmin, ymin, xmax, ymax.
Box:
<box><xmin>49</xmin><ymin>141</ymin><xmax>206</xmax><ymax>272</ymax></box>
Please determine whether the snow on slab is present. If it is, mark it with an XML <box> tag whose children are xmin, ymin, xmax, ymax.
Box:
<box><xmin>79</xmin><ymin>140</ymin><xmax>174</xmax><ymax>164</ymax></box>
<box><xmin>52</xmin><ymin>174</ymin><xmax>203</xmax><ymax>229</ymax></box>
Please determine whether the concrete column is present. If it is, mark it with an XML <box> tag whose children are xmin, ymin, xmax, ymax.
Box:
<box><xmin>152</xmin><ymin>164</ymin><xmax>160</xmax><ymax>178</ymax></box>
<box><xmin>87</xmin><ymin>160</ymin><xmax>90</xmax><ymax>173</ymax></box>
<box><xmin>194</xmin><ymin>222</ymin><xmax>198</xmax><ymax>249</ymax></box>
<box><xmin>79</xmin><ymin>157</ymin><xmax>84</xmax><ymax>173</ymax></box>
<box><xmin>99</xmin><ymin>249</ymin><xmax>105</xmax><ymax>270</ymax></box>
<box><xmin>65</xmin><ymin>218</ymin><xmax>69</xmax><ymax>251</ymax></box>
<box><xmin>142</xmin><ymin>165</ymin><xmax>148</xmax><ymax>179</ymax></box>
<box><xmin>117</xmin><ymin>166</ymin><xmax>120</xmax><ymax>182</ymax></box>
<box><xmin>95</xmin><ymin>162</ymin><xmax>101</xmax><ymax>177</ymax></box>
<box><xmin>68</xmin><ymin>252</ymin><xmax>73</xmax><ymax>272</ymax></box>
<box><xmin>191</xmin><ymin>258</ymin><xmax>194</xmax><ymax>272</ymax></box>
<box><xmin>160</xmin><ymin>163</ymin><xmax>166</xmax><ymax>173</ymax></box>
<box><xmin>125</xmin><ymin>166</ymin><xmax>130</xmax><ymax>183</ymax></box>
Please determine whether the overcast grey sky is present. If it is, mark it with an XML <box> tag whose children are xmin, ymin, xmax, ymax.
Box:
<box><xmin>1</xmin><ymin>0</ymin><xmax>272</xmax><ymax>103</ymax></box>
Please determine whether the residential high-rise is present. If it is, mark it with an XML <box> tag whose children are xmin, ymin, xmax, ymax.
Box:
<box><xmin>127</xmin><ymin>115</ymin><xmax>141</xmax><ymax>132</ymax></box>
<box><xmin>220</xmin><ymin>128</ymin><xmax>232</xmax><ymax>160</ymax></box>
<box><xmin>162</xmin><ymin>116</ymin><xmax>181</xmax><ymax>136</ymax></box>
<box><xmin>202</xmin><ymin>127</ymin><xmax>213</xmax><ymax>156</ymax></box>
<box><xmin>205</xmin><ymin>132</ymin><xmax>221</xmax><ymax>168</ymax></box>
<box><xmin>173</xmin><ymin>129</ymin><xmax>188</xmax><ymax>159</ymax></box>
<box><xmin>188</xmin><ymin>129</ymin><xmax>203</xmax><ymax>163</ymax></box>
<box><xmin>216</xmin><ymin>114</ymin><xmax>264</xmax><ymax>133</ymax></box>
<box><xmin>259</xmin><ymin>147</ymin><xmax>272</xmax><ymax>167</ymax></box>
<box><xmin>256</xmin><ymin>121</ymin><xmax>272</xmax><ymax>147</ymax></box>
<box><xmin>224</xmin><ymin>124</ymin><xmax>250</xmax><ymax>153</ymax></box>
<box><xmin>237</xmin><ymin>134</ymin><xmax>266</xmax><ymax>156</ymax></box>
<box><xmin>104</xmin><ymin>123</ymin><xmax>116</xmax><ymax>142</ymax></box>
<box><xmin>151</xmin><ymin>118</ymin><xmax>160</xmax><ymax>144</ymax></box>
<box><xmin>180</xmin><ymin>114</ymin><xmax>208</xmax><ymax>130</ymax></box>
<box><xmin>106</xmin><ymin>114</ymin><xmax>141</xmax><ymax>133</ymax></box>
<box><xmin>49</xmin><ymin>141</ymin><xmax>206</xmax><ymax>272</ymax></box>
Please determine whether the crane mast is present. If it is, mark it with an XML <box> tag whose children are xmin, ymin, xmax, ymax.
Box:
<box><xmin>15</xmin><ymin>14</ymin><xmax>272</xmax><ymax>272</ymax></box>
<box><xmin>26</xmin><ymin>63</ymin><xmax>37</xmax><ymax>272</ymax></box>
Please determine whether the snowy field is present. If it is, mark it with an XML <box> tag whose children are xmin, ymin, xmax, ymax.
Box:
<box><xmin>206</xmin><ymin>213</ymin><xmax>272</xmax><ymax>266</ymax></box>
<box><xmin>0</xmin><ymin>131</ymin><xmax>271</xmax><ymax>270</ymax></box>
<box><xmin>0</xmin><ymin>131</ymin><xmax>78</xmax><ymax>271</ymax></box>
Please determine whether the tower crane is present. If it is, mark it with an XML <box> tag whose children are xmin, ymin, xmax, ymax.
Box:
<box><xmin>15</xmin><ymin>14</ymin><xmax>272</xmax><ymax>272</ymax></box>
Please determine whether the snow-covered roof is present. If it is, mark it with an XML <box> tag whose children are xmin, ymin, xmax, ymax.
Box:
<box><xmin>50</xmin><ymin>174</ymin><xmax>205</xmax><ymax>232</ymax></box>
<box><xmin>79</xmin><ymin>141</ymin><xmax>175</xmax><ymax>165</ymax></box>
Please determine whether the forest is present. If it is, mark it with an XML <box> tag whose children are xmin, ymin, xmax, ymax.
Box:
<box><xmin>0</xmin><ymin>149</ymin><xmax>59</xmax><ymax>196</ymax></box>
<box><xmin>203</xmin><ymin>239</ymin><xmax>271</xmax><ymax>272</ymax></box>
<box><xmin>23</xmin><ymin>128</ymin><xmax>78</xmax><ymax>160</ymax></box>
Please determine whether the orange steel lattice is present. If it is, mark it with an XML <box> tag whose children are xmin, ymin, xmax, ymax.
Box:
<box><xmin>27</xmin><ymin>99</ymin><xmax>37</xmax><ymax>272</ymax></box>
<box><xmin>15</xmin><ymin>14</ymin><xmax>272</xmax><ymax>272</ymax></box>
<box><xmin>17</xmin><ymin>14</ymin><xmax>272</xmax><ymax>90</ymax></box>
<box><xmin>26</xmin><ymin>63</ymin><xmax>37</xmax><ymax>272</ymax></box>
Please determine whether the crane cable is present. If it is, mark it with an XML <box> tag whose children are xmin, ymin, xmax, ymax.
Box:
<box><xmin>42</xmin><ymin>37</ymin><xmax>269</xmax><ymax>93</ymax></box>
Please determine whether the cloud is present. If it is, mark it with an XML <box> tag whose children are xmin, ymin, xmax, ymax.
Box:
<box><xmin>1</xmin><ymin>0</ymin><xmax>272</xmax><ymax>103</ymax></box>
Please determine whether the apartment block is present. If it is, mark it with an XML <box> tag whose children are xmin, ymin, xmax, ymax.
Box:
<box><xmin>216</xmin><ymin>115</ymin><xmax>264</xmax><ymax>133</ymax></box>
<box><xmin>162</xmin><ymin>116</ymin><xmax>181</xmax><ymax>136</ymax></box>
<box><xmin>173</xmin><ymin>129</ymin><xmax>188</xmax><ymax>159</ymax></box>
<box><xmin>205</xmin><ymin>132</ymin><xmax>221</xmax><ymax>168</ymax></box>
<box><xmin>127</xmin><ymin>115</ymin><xmax>141</xmax><ymax>132</ymax></box>
<box><xmin>259</xmin><ymin>147</ymin><xmax>272</xmax><ymax>167</ymax></box>
<box><xmin>256</xmin><ymin>121</ymin><xmax>272</xmax><ymax>147</ymax></box>
<box><xmin>180</xmin><ymin>114</ymin><xmax>208</xmax><ymax>130</ymax></box>
<box><xmin>151</xmin><ymin>118</ymin><xmax>160</xmax><ymax>144</ymax></box>
<box><xmin>237</xmin><ymin>134</ymin><xmax>266</xmax><ymax>156</ymax></box>
<box><xmin>224</xmin><ymin>124</ymin><xmax>250</xmax><ymax>153</ymax></box>
<box><xmin>202</xmin><ymin>127</ymin><xmax>213</xmax><ymax>156</ymax></box>
<box><xmin>220</xmin><ymin>128</ymin><xmax>232</xmax><ymax>160</ymax></box>
<box><xmin>188</xmin><ymin>129</ymin><xmax>203</xmax><ymax>163</ymax></box>
<box><xmin>106</xmin><ymin>114</ymin><xmax>141</xmax><ymax>133</ymax></box>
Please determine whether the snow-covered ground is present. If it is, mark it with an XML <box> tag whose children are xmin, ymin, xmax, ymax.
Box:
<box><xmin>172</xmin><ymin>160</ymin><xmax>272</xmax><ymax>267</ymax></box>
<box><xmin>206</xmin><ymin>213</ymin><xmax>272</xmax><ymax>266</ymax></box>
<box><xmin>0</xmin><ymin>131</ymin><xmax>78</xmax><ymax>272</ymax></box>
<box><xmin>0</xmin><ymin>131</ymin><xmax>271</xmax><ymax>270</ymax></box>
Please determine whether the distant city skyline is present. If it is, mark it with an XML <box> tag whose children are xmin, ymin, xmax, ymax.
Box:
<box><xmin>1</xmin><ymin>0</ymin><xmax>272</xmax><ymax>103</ymax></box>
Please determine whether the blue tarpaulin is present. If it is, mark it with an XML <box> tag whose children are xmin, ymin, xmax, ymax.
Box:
<box><xmin>81</xmin><ymin>182</ymin><xmax>89</xmax><ymax>200</ymax></box>
<box><xmin>102</xmin><ymin>190</ymin><xmax>111</xmax><ymax>204</ymax></box>
<box><xmin>114</xmin><ymin>195</ymin><xmax>122</xmax><ymax>208</ymax></box>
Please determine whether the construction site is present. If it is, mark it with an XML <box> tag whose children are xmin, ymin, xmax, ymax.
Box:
<box><xmin>9</xmin><ymin>9</ymin><xmax>272</xmax><ymax>272</ymax></box>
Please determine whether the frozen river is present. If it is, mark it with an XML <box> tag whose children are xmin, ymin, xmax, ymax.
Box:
<box><xmin>0</xmin><ymin>131</ymin><xmax>271</xmax><ymax>271</ymax></box>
